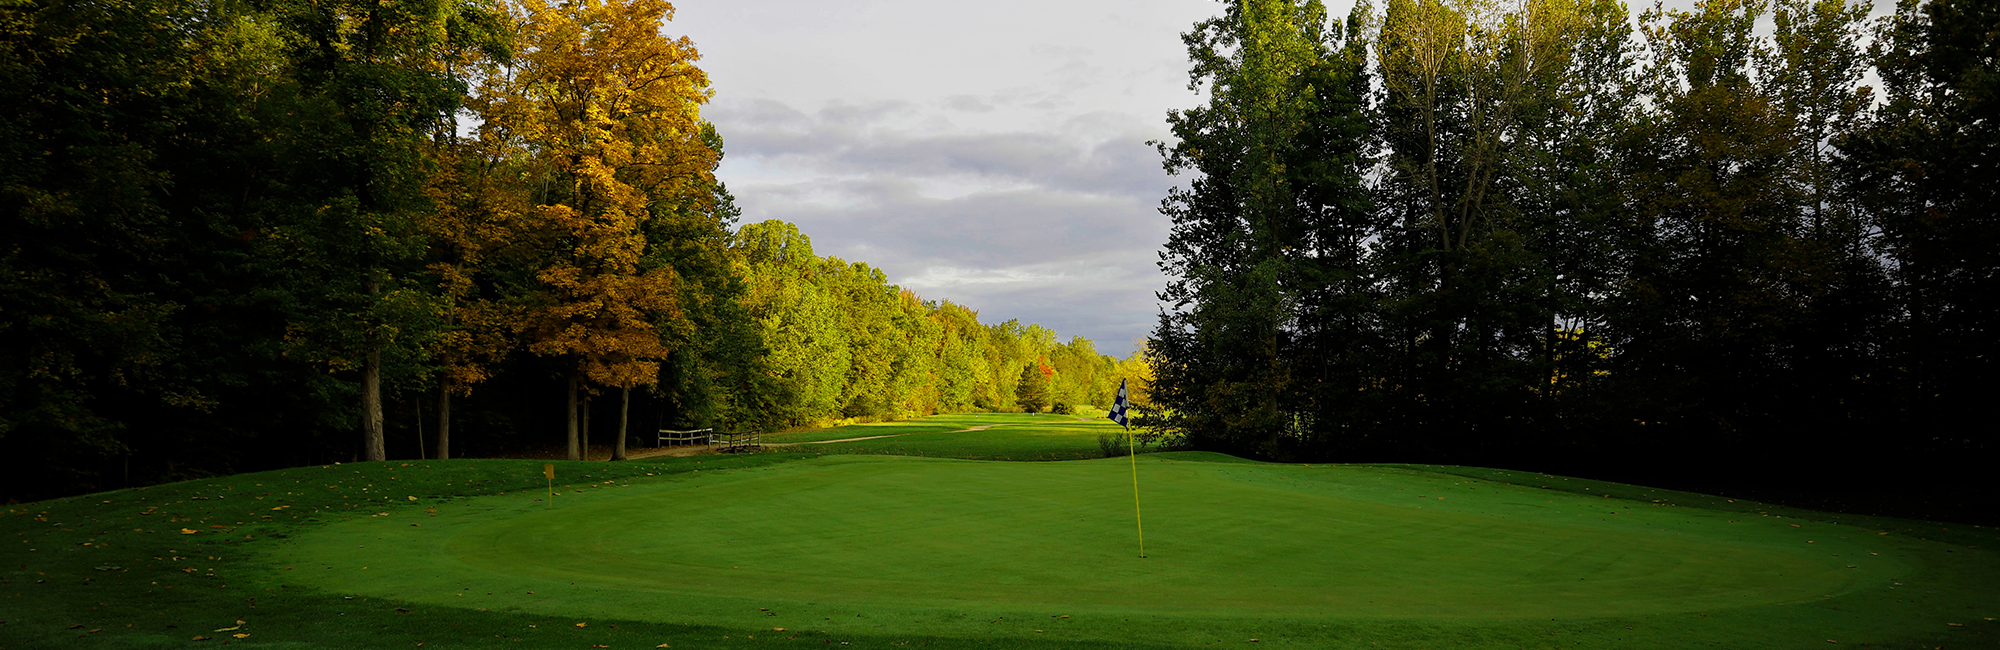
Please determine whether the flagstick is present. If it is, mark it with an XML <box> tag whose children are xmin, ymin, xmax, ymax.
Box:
<box><xmin>1127</xmin><ymin>422</ymin><xmax>1145</xmax><ymax>558</ymax></box>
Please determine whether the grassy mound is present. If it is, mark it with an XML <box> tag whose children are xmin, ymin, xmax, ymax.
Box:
<box><xmin>2</xmin><ymin>415</ymin><xmax>1996</xmax><ymax>649</ymax></box>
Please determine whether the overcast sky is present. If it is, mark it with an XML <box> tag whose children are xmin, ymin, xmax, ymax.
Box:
<box><xmin>667</xmin><ymin>0</ymin><xmax>1895</xmax><ymax>358</ymax></box>
<box><xmin>671</xmin><ymin>0</ymin><xmax>1226</xmax><ymax>357</ymax></box>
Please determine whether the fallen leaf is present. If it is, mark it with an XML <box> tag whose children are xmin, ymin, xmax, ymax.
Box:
<box><xmin>407</xmin><ymin>496</ymin><xmax>417</xmax><ymax>501</ymax></box>
<box><xmin>656</xmin><ymin>645</ymin><xmax>671</xmax><ymax>648</ymax></box>
<box><xmin>180</xmin><ymin>529</ymin><xmax>198</xmax><ymax>535</ymax></box>
<box><xmin>232</xmin><ymin>633</ymin><xmax>249</xmax><ymax>639</ymax></box>
<box><xmin>1948</xmin><ymin>623</ymin><xmax>1964</xmax><ymax>627</ymax></box>
<box><xmin>575</xmin><ymin>622</ymin><xmax>587</xmax><ymax>628</ymax></box>
<box><xmin>192</xmin><ymin>635</ymin><xmax>211</xmax><ymax>641</ymax></box>
<box><xmin>773</xmin><ymin>628</ymin><xmax>785</xmax><ymax>632</ymax></box>
<box><xmin>213</xmin><ymin>626</ymin><xmax>240</xmax><ymax>632</ymax></box>
<box><xmin>67</xmin><ymin>624</ymin><xmax>84</xmax><ymax>629</ymax></box>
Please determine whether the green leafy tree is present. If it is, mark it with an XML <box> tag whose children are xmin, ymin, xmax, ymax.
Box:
<box><xmin>1600</xmin><ymin>0</ymin><xmax>1815</xmax><ymax>444</ymax></box>
<box><xmin>1152</xmin><ymin>0</ymin><xmax>1375</xmax><ymax>456</ymax></box>
<box><xmin>732</xmin><ymin>220</ymin><xmax>848</xmax><ymax>427</ymax></box>
<box><xmin>1842</xmin><ymin>0</ymin><xmax>2000</xmax><ymax>452</ymax></box>
<box><xmin>645</xmin><ymin>125</ymin><xmax>768</xmax><ymax>432</ymax></box>
<box><xmin>253</xmin><ymin>0</ymin><xmax>507</xmax><ymax>461</ymax></box>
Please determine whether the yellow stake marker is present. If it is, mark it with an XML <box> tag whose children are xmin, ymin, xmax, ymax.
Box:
<box><xmin>543</xmin><ymin>464</ymin><xmax>555</xmax><ymax>508</ymax></box>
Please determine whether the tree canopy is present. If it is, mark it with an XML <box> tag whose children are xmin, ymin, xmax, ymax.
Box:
<box><xmin>0</xmin><ymin>0</ymin><xmax>1142</xmax><ymax>500</ymax></box>
<box><xmin>1150</xmin><ymin>0</ymin><xmax>1998</xmax><ymax>510</ymax></box>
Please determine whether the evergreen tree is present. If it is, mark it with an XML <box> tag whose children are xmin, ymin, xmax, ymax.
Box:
<box><xmin>1015</xmin><ymin>363</ymin><xmax>1050</xmax><ymax>414</ymax></box>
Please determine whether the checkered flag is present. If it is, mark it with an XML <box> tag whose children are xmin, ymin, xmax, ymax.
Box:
<box><xmin>1107</xmin><ymin>378</ymin><xmax>1130</xmax><ymax>429</ymax></box>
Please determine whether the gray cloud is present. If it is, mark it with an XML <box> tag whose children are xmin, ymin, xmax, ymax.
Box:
<box><xmin>712</xmin><ymin>98</ymin><xmax>1172</xmax><ymax>200</ymax></box>
<box><xmin>704</xmin><ymin>94</ymin><xmax>1180</xmax><ymax>358</ymax></box>
<box><xmin>716</xmin><ymin>166</ymin><xmax>1172</xmax><ymax>356</ymax></box>
<box><xmin>942</xmin><ymin>95</ymin><xmax>996</xmax><ymax>113</ymax></box>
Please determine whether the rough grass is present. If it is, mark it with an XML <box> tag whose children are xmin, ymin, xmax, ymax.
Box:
<box><xmin>1</xmin><ymin>415</ymin><xmax>1996</xmax><ymax>649</ymax></box>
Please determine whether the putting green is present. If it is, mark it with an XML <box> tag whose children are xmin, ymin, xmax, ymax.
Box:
<box><xmin>267</xmin><ymin>453</ymin><xmax>1894</xmax><ymax>639</ymax></box>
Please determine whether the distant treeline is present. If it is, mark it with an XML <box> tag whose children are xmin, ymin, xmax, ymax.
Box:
<box><xmin>1150</xmin><ymin>0</ymin><xmax>1997</xmax><ymax>513</ymax></box>
<box><xmin>730</xmin><ymin>220</ymin><xmax>1147</xmax><ymax>427</ymax></box>
<box><xmin>0</xmin><ymin>0</ymin><xmax>1140</xmax><ymax>501</ymax></box>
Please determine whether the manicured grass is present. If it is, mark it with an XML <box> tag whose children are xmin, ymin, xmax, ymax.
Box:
<box><xmin>2</xmin><ymin>414</ymin><xmax>1996</xmax><ymax>649</ymax></box>
<box><xmin>791</xmin><ymin>413</ymin><xmax>1122</xmax><ymax>460</ymax></box>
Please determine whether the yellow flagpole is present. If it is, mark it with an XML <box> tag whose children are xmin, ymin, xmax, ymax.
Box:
<box><xmin>1128</xmin><ymin>424</ymin><xmax>1145</xmax><ymax>558</ymax></box>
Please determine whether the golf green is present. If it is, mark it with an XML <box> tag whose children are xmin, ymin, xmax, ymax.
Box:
<box><xmin>263</xmin><ymin>453</ymin><xmax>1924</xmax><ymax>645</ymax></box>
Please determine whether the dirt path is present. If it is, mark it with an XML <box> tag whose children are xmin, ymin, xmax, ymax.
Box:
<box><xmin>623</xmin><ymin>445</ymin><xmax>722</xmax><ymax>460</ymax></box>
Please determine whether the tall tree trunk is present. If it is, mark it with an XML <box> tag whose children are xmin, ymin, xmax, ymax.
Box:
<box><xmin>1266</xmin><ymin>328</ymin><xmax>1280</xmax><ymax>448</ymax></box>
<box><xmin>613</xmin><ymin>386</ymin><xmax>629</xmax><ymax>461</ymax></box>
<box><xmin>363</xmin><ymin>344</ymin><xmax>385</xmax><ymax>461</ymax></box>
<box><xmin>363</xmin><ymin>275</ymin><xmax>386</xmax><ymax>462</ymax></box>
<box><xmin>416</xmin><ymin>393</ymin><xmax>426</xmax><ymax>460</ymax></box>
<box><xmin>581</xmin><ymin>395</ymin><xmax>592</xmax><ymax>461</ymax></box>
<box><xmin>566</xmin><ymin>376</ymin><xmax>581</xmax><ymax>461</ymax></box>
<box><xmin>437</xmin><ymin>379</ymin><xmax>451</xmax><ymax>460</ymax></box>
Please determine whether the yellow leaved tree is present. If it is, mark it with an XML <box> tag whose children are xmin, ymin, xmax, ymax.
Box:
<box><xmin>423</xmin><ymin>140</ymin><xmax>529</xmax><ymax>459</ymax></box>
<box><xmin>482</xmin><ymin>0</ymin><xmax>713</xmax><ymax>460</ymax></box>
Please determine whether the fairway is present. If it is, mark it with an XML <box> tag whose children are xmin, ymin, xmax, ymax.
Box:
<box><xmin>5</xmin><ymin>418</ymin><xmax>1996</xmax><ymax>649</ymax></box>
<box><xmin>262</xmin><ymin>452</ymin><xmax>1945</xmax><ymax>646</ymax></box>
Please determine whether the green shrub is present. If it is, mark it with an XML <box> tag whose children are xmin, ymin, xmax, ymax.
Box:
<box><xmin>1097</xmin><ymin>432</ymin><xmax>1127</xmax><ymax>458</ymax></box>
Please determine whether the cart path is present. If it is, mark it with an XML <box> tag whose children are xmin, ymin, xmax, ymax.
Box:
<box><xmin>794</xmin><ymin>423</ymin><xmax>1013</xmax><ymax>445</ymax></box>
<box><xmin>625</xmin><ymin>423</ymin><xmax>1017</xmax><ymax>459</ymax></box>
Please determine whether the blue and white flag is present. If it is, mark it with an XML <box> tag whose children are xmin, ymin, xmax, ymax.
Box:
<box><xmin>1107</xmin><ymin>378</ymin><xmax>1130</xmax><ymax>429</ymax></box>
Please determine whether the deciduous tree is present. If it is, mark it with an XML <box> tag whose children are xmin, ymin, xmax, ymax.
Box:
<box><xmin>488</xmin><ymin>0</ymin><xmax>710</xmax><ymax>460</ymax></box>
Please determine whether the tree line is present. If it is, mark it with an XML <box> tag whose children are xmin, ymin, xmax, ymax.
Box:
<box><xmin>1149</xmin><ymin>0</ymin><xmax>1997</xmax><ymax>514</ymax></box>
<box><xmin>0</xmin><ymin>0</ymin><xmax>1140</xmax><ymax>501</ymax></box>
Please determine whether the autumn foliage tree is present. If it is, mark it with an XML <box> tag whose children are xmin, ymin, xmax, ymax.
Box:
<box><xmin>486</xmin><ymin>0</ymin><xmax>711</xmax><ymax>460</ymax></box>
<box><xmin>422</xmin><ymin>136</ymin><xmax>528</xmax><ymax>460</ymax></box>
